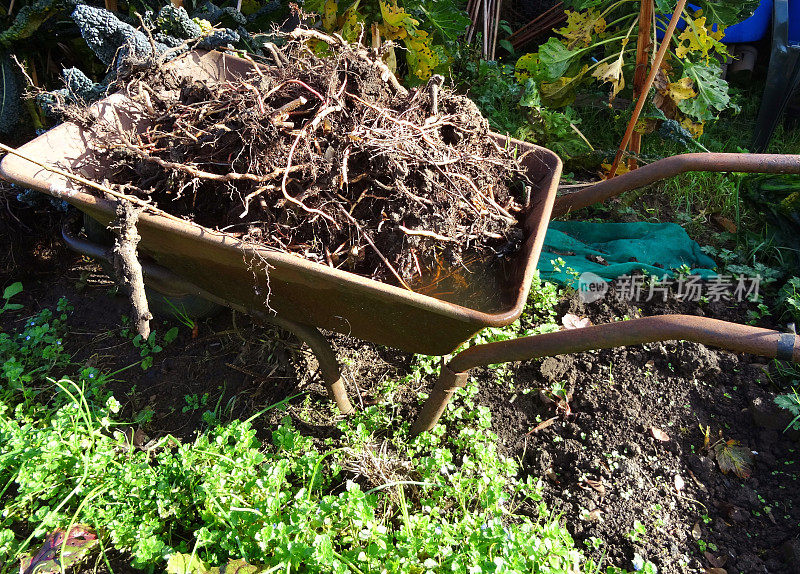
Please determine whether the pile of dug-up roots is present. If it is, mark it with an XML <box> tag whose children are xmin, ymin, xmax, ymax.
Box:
<box><xmin>91</xmin><ymin>28</ymin><xmax>532</xmax><ymax>288</ymax></box>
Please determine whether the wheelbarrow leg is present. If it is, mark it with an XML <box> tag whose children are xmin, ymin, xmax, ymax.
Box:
<box><xmin>410</xmin><ymin>365</ymin><xmax>468</xmax><ymax>436</ymax></box>
<box><xmin>251</xmin><ymin>312</ymin><xmax>355</xmax><ymax>415</ymax></box>
<box><xmin>61</xmin><ymin>220</ymin><xmax>355</xmax><ymax>415</ymax></box>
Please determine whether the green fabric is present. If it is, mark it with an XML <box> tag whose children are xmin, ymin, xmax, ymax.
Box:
<box><xmin>537</xmin><ymin>221</ymin><xmax>718</xmax><ymax>286</ymax></box>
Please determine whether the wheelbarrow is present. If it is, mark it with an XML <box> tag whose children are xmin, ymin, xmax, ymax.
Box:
<box><xmin>3</xmin><ymin>50</ymin><xmax>800</xmax><ymax>435</ymax></box>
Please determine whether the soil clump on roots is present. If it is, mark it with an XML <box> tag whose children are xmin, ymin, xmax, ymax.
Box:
<box><xmin>77</xmin><ymin>30</ymin><xmax>531</xmax><ymax>289</ymax></box>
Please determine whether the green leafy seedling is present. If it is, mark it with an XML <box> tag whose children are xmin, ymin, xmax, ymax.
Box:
<box><xmin>775</xmin><ymin>389</ymin><xmax>800</xmax><ymax>432</ymax></box>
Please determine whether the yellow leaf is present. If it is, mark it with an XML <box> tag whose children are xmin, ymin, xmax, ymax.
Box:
<box><xmin>666</xmin><ymin>76</ymin><xmax>696</xmax><ymax>102</ymax></box>
<box><xmin>340</xmin><ymin>3</ymin><xmax>363</xmax><ymax>42</ymax></box>
<box><xmin>556</xmin><ymin>9</ymin><xmax>606</xmax><ymax>49</ymax></box>
<box><xmin>380</xmin><ymin>0</ymin><xmax>417</xmax><ymax>30</ymax></box>
<box><xmin>405</xmin><ymin>29</ymin><xmax>438</xmax><ymax>80</ymax></box>
<box><xmin>674</xmin><ymin>16</ymin><xmax>728</xmax><ymax>60</ymax></box>
<box><xmin>681</xmin><ymin>117</ymin><xmax>704</xmax><ymax>138</ymax></box>
<box><xmin>601</xmin><ymin>162</ymin><xmax>630</xmax><ymax>177</ymax></box>
<box><xmin>379</xmin><ymin>22</ymin><xmax>407</xmax><ymax>40</ymax></box>
<box><xmin>540</xmin><ymin>65</ymin><xmax>588</xmax><ymax>107</ymax></box>
<box><xmin>322</xmin><ymin>0</ymin><xmax>338</xmax><ymax>31</ymax></box>
<box><xmin>592</xmin><ymin>54</ymin><xmax>624</xmax><ymax>99</ymax></box>
<box><xmin>515</xmin><ymin>53</ymin><xmax>539</xmax><ymax>83</ymax></box>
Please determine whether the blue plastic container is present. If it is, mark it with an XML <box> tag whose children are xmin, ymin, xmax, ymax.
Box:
<box><xmin>656</xmin><ymin>0</ymin><xmax>772</xmax><ymax>44</ymax></box>
<box><xmin>789</xmin><ymin>0</ymin><xmax>800</xmax><ymax>44</ymax></box>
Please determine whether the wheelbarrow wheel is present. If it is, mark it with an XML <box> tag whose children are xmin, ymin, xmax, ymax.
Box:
<box><xmin>82</xmin><ymin>214</ymin><xmax>221</xmax><ymax>320</ymax></box>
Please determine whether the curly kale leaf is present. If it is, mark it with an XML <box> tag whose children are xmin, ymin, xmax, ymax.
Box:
<box><xmin>196</xmin><ymin>27</ymin><xmax>240</xmax><ymax>50</ymax></box>
<box><xmin>156</xmin><ymin>5</ymin><xmax>202</xmax><ymax>39</ymax></box>
<box><xmin>193</xmin><ymin>0</ymin><xmax>247</xmax><ymax>28</ymax></box>
<box><xmin>658</xmin><ymin>119</ymin><xmax>694</xmax><ymax>148</ymax></box>
<box><xmin>37</xmin><ymin>67</ymin><xmax>107</xmax><ymax>118</ymax></box>
<box><xmin>0</xmin><ymin>52</ymin><xmax>23</xmax><ymax>134</ymax></box>
<box><xmin>246</xmin><ymin>0</ymin><xmax>282</xmax><ymax>30</ymax></box>
<box><xmin>71</xmin><ymin>5</ymin><xmax>166</xmax><ymax>67</ymax></box>
<box><xmin>0</xmin><ymin>0</ymin><xmax>71</xmax><ymax>48</ymax></box>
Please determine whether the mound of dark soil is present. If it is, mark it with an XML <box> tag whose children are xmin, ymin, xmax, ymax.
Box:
<box><xmin>481</xmin><ymin>285</ymin><xmax>800</xmax><ymax>574</ymax></box>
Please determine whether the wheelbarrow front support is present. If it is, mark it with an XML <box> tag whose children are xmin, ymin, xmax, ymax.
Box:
<box><xmin>410</xmin><ymin>316</ymin><xmax>800</xmax><ymax>436</ymax></box>
<box><xmin>62</xmin><ymin>222</ymin><xmax>355</xmax><ymax>414</ymax></box>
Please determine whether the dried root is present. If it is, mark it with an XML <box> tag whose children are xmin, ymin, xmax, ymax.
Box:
<box><xmin>111</xmin><ymin>200</ymin><xmax>152</xmax><ymax>338</ymax></box>
<box><xmin>79</xmin><ymin>29</ymin><xmax>531</xmax><ymax>288</ymax></box>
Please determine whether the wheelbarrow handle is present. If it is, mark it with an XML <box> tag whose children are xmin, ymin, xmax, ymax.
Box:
<box><xmin>410</xmin><ymin>315</ymin><xmax>800</xmax><ymax>436</ymax></box>
<box><xmin>552</xmin><ymin>153</ymin><xmax>800</xmax><ymax>217</ymax></box>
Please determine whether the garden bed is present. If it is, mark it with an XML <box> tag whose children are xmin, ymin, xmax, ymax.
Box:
<box><xmin>2</xmin><ymin>216</ymin><xmax>798</xmax><ymax>572</ymax></box>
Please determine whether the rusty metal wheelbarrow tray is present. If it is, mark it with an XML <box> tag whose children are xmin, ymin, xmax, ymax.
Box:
<box><xmin>0</xmin><ymin>50</ymin><xmax>562</xmax><ymax>357</ymax></box>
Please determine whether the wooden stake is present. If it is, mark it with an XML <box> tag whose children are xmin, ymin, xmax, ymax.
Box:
<box><xmin>606</xmin><ymin>0</ymin><xmax>687</xmax><ymax>180</ymax></box>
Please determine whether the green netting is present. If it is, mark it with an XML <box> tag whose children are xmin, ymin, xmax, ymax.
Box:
<box><xmin>536</xmin><ymin>221</ymin><xmax>718</xmax><ymax>286</ymax></box>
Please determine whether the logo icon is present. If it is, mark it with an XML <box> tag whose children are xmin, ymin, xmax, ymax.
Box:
<box><xmin>577</xmin><ymin>272</ymin><xmax>608</xmax><ymax>303</ymax></box>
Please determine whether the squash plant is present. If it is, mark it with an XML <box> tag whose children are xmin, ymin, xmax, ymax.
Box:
<box><xmin>515</xmin><ymin>0</ymin><xmax>760</xmax><ymax>138</ymax></box>
<box><xmin>302</xmin><ymin>0</ymin><xmax>470</xmax><ymax>82</ymax></box>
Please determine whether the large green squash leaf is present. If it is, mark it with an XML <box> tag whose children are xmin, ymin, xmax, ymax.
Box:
<box><xmin>538</xmin><ymin>37</ymin><xmax>579</xmax><ymax>81</ymax></box>
<box><xmin>695</xmin><ymin>0</ymin><xmax>760</xmax><ymax>27</ymax></box>
<box><xmin>677</xmin><ymin>60</ymin><xmax>730</xmax><ymax>121</ymax></box>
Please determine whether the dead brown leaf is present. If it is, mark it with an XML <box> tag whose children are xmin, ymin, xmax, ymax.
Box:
<box><xmin>704</xmin><ymin>551</ymin><xmax>726</xmax><ymax>568</ymax></box>
<box><xmin>650</xmin><ymin>427</ymin><xmax>670</xmax><ymax>442</ymax></box>
<box><xmin>691</xmin><ymin>521</ymin><xmax>702</xmax><ymax>540</ymax></box>
<box><xmin>578</xmin><ymin>478</ymin><xmax>606</xmax><ymax>496</ymax></box>
<box><xmin>527</xmin><ymin>416</ymin><xmax>558</xmax><ymax>435</ymax></box>
<box><xmin>562</xmin><ymin>313</ymin><xmax>592</xmax><ymax>329</ymax></box>
<box><xmin>711</xmin><ymin>213</ymin><xmax>737</xmax><ymax>233</ymax></box>
<box><xmin>714</xmin><ymin>440</ymin><xmax>754</xmax><ymax>479</ymax></box>
<box><xmin>581</xmin><ymin>508</ymin><xmax>603</xmax><ymax>522</ymax></box>
<box><xmin>133</xmin><ymin>427</ymin><xmax>150</xmax><ymax>449</ymax></box>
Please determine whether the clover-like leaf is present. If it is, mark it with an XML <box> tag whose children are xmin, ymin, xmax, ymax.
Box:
<box><xmin>713</xmin><ymin>439</ymin><xmax>753</xmax><ymax>479</ymax></box>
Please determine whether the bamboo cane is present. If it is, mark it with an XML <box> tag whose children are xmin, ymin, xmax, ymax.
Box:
<box><xmin>606</xmin><ymin>0</ymin><xmax>687</xmax><ymax>180</ymax></box>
